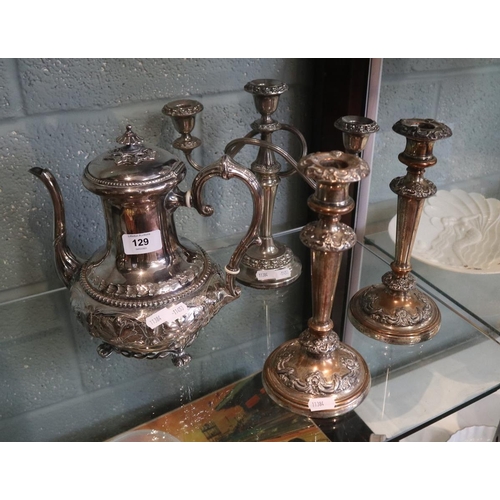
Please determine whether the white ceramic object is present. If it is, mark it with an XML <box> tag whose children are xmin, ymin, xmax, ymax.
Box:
<box><xmin>388</xmin><ymin>189</ymin><xmax>500</xmax><ymax>274</ymax></box>
<box><xmin>447</xmin><ymin>425</ymin><xmax>496</xmax><ymax>442</ymax></box>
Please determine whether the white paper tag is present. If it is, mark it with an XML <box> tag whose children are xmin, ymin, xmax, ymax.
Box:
<box><xmin>122</xmin><ymin>230</ymin><xmax>162</xmax><ymax>255</ymax></box>
<box><xmin>146</xmin><ymin>303</ymin><xmax>188</xmax><ymax>329</ymax></box>
<box><xmin>308</xmin><ymin>397</ymin><xmax>337</xmax><ymax>412</ymax></box>
<box><xmin>256</xmin><ymin>267</ymin><xmax>292</xmax><ymax>281</ymax></box>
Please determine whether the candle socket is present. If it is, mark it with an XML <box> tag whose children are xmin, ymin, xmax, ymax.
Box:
<box><xmin>162</xmin><ymin>99</ymin><xmax>203</xmax><ymax>154</ymax></box>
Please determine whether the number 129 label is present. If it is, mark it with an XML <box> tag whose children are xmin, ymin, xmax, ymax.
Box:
<box><xmin>122</xmin><ymin>230</ymin><xmax>162</xmax><ymax>255</ymax></box>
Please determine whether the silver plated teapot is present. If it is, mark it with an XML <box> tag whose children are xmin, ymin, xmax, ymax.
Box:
<box><xmin>31</xmin><ymin>125</ymin><xmax>263</xmax><ymax>366</ymax></box>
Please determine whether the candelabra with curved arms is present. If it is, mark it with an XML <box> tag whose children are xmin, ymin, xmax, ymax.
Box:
<box><xmin>163</xmin><ymin>79</ymin><xmax>307</xmax><ymax>289</ymax></box>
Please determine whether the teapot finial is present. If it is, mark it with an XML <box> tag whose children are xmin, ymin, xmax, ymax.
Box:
<box><xmin>116</xmin><ymin>125</ymin><xmax>144</xmax><ymax>147</ymax></box>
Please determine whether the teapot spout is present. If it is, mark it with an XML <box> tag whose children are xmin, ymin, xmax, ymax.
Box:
<box><xmin>30</xmin><ymin>168</ymin><xmax>82</xmax><ymax>287</ymax></box>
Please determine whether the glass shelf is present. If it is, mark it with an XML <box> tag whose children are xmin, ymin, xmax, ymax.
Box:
<box><xmin>109</xmin><ymin>241</ymin><xmax>500</xmax><ymax>442</ymax></box>
<box><xmin>365</xmin><ymin>230</ymin><xmax>500</xmax><ymax>339</ymax></box>
<box><xmin>0</xmin><ymin>230</ymin><xmax>310</xmax><ymax>442</ymax></box>
<box><xmin>349</xmin><ymin>242</ymin><xmax>500</xmax><ymax>441</ymax></box>
<box><xmin>2</xmin><ymin>226</ymin><xmax>500</xmax><ymax>441</ymax></box>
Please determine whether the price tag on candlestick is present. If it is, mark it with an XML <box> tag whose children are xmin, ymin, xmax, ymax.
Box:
<box><xmin>256</xmin><ymin>267</ymin><xmax>292</xmax><ymax>281</ymax></box>
<box><xmin>122</xmin><ymin>230</ymin><xmax>162</xmax><ymax>255</ymax></box>
<box><xmin>146</xmin><ymin>303</ymin><xmax>188</xmax><ymax>329</ymax></box>
<box><xmin>308</xmin><ymin>396</ymin><xmax>337</xmax><ymax>412</ymax></box>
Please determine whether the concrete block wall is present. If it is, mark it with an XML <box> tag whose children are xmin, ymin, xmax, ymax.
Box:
<box><xmin>368</xmin><ymin>58</ymin><xmax>500</xmax><ymax>226</ymax></box>
<box><xmin>0</xmin><ymin>58</ymin><xmax>314</xmax><ymax>440</ymax></box>
<box><xmin>1</xmin><ymin>58</ymin><xmax>313</xmax><ymax>294</ymax></box>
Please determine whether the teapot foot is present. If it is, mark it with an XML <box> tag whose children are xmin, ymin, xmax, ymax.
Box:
<box><xmin>172</xmin><ymin>352</ymin><xmax>192</xmax><ymax>367</ymax></box>
<box><xmin>97</xmin><ymin>343</ymin><xmax>114</xmax><ymax>358</ymax></box>
<box><xmin>96</xmin><ymin>342</ymin><xmax>191</xmax><ymax>365</ymax></box>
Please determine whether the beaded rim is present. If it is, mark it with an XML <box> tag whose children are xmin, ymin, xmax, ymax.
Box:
<box><xmin>393</xmin><ymin>118</ymin><xmax>452</xmax><ymax>141</ymax></box>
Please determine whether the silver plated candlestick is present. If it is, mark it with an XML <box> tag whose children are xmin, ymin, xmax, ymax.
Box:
<box><xmin>262</xmin><ymin>150</ymin><xmax>372</xmax><ymax>418</ymax></box>
<box><xmin>349</xmin><ymin>118</ymin><xmax>452</xmax><ymax>345</ymax></box>
<box><xmin>163</xmin><ymin>79</ymin><xmax>307</xmax><ymax>289</ymax></box>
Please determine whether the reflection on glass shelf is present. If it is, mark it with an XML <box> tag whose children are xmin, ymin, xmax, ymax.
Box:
<box><xmin>3</xmin><ymin>228</ymin><xmax>500</xmax><ymax>442</ymax></box>
<box><xmin>0</xmin><ymin>231</ymin><xmax>309</xmax><ymax>441</ymax></box>
<box><xmin>351</xmin><ymin>244</ymin><xmax>500</xmax><ymax>441</ymax></box>
<box><xmin>365</xmin><ymin>230</ymin><xmax>500</xmax><ymax>337</ymax></box>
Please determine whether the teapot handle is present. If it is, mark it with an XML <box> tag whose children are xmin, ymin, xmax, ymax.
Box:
<box><xmin>190</xmin><ymin>154</ymin><xmax>263</xmax><ymax>297</ymax></box>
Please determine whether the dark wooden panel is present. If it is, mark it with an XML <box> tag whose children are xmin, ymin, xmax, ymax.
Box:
<box><xmin>308</xmin><ymin>59</ymin><xmax>371</xmax><ymax>339</ymax></box>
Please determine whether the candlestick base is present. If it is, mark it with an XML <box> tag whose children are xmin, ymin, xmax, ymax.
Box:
<box><xmin>237</xmin><ymin>241</ymin><xmax>301</xmax><ymax>289</ymax></box>
<box><xmin>348</xmin><ymin>271</ymin><xmax>441</xmax><ymax>345</ymax></box>
<box><xmin>262</xmin><ymin>329</ymin><xmax>371</xmax><ymax>418</ymax></box>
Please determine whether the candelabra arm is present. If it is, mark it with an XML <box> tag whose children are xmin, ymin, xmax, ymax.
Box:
<box><xmin>190</xmin><ymin>154</ymin><xmax>263</xmax><ymax>297</ymax></box>
<box><xmin>181</xmin><ymin>151</ymin><xmax>203</xmax><ymax>172</ymax></box>
<box><xmin>225</xmin><ymin>137</ymin><xmax>316</xmax><ymax>189</ymax></box>
<box><xmin>226</xmin><ymin>124</ymin><xmax>307</xmax><ymax>178</ymax></box>
<box><xmin>278</xmin><ymin>123</ymin><xmax>308</xmax><ymax>178</ymax></box>
<box><xmin>226</xmin><ymin>130</ymin><xmax>259</xmax><ymax>158</ymax></box>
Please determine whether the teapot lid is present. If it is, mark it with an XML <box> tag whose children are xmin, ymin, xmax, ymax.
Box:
<box><xmin>83</xmin><ymin>125</ymin><xmax>185</xmax><ymax>195</ymax></box>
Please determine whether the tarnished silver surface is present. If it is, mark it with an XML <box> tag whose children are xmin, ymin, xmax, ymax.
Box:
<box><xmin>263</xmin><ymin>144</ymin><xmax>374</xmax><ymax>418</ymax></box>
<box><xmin>300</xmin><ymin>221</ymin><xmax>356</xmax><ymax>253</ymax></box>
<box><xmin>30</xmin><ymin>125</ymin><xmax>263</xmax><ymax>365</ymax></box>
<box><xmin>163</xmin><ymin>78</ymin><xmax>308</xmax><ymax>289</ymax></box>
<box><xmin>334</xmin><ymin>115</ymin><xmax>380</xmax><ymax>136</ymax></box>
<box><xmin>269</xmin><ymin>340</ymin><xmax>363</xmax><ymax>396</ymax></box>
<box><xmin>334</xmin><ymin>116</ymin><xmax>380</xmax><ymax>155</ymax></box>
<box><xmin>390</xmin><ymin>176</ymin><xmax>437</xmax><ymax>198</ymax></box>
<box><xmin>230</xmin><ymin>79</ymin><xmax>307</xmax><ymax>289</ymax></box>
<box><xmin>357</xmin><ymin>284</ymin><xmax>434</xmax><ymax>327</ymax></box>
<box><xmin>392</xmin><ymin>118</ymin><xmax>452</xmax><ymax>141</ymax></box>
<box><xmin>106</xmin><ymin>126</ymin><xmax>157</xmax><ymax>166</ymax></box>
<box><xmin>243</xmin><ymin>79</ymin><xmax>289</xmax><ymax>96</ymax></box>
<box><xmin>349</xmin><ymin>118</ymin><xmax>452</xmax><ymax>345</ymax></box>
<box><xmin>162</xmin><ymin>100</ymin><xmax>204</xmax><ymax>167</ymax></box>
<box><xmin>298</xmin><ymin>150</ymin><xmax>370</xmax><ymax>183</ymax></box>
